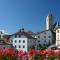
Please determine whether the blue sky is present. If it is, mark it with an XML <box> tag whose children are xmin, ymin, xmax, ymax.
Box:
<box><xmin>0</xmin><ymin>0</ymin><xmax>60</xmax><ymax>34</ymax></box>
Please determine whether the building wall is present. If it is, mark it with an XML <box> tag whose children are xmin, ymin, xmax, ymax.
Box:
<box><xmin>10</xmin><ymin>35</ymin><xmax>36</xmax><ymax>51</ymax></box>
<box><xmin>27</xmin><ymin>38</ymin><xmax>36</xmax><ymax>50</ymax></box>
<box><xmin>36</xmin><ymin>30</ymin><xmax>55</xmax><ymax>45</ymax></box>
<box><xmin>11</xmin><ymin>35</ymin><xmax>28</xmax><ymax>51</ymax></box>
<box><xmin>56</xmin><ymin>28</ymin><xmax>60</xmax><ymax>47</ymax></box>
<box><xmin>0</xmin><ymin>44</ymin><xmax>12</xmax><ymax>48</ymax></box>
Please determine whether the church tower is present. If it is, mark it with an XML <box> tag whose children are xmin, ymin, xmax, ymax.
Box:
<box><xmin>46</xmin><ymin>12</ymin><xmax>54</xmax><ymax>30</ymax></box>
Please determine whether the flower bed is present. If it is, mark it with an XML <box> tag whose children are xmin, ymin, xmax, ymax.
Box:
<box><xmin>0</xmin><ymin>48</ymin><xmax>60</xmax><ymax>60</ymax></box>
<box><xmin>17</xmin><ymin>49</ymin><xmax>60</xmax><ymax>60</ymax></box>
<box><xmin>0</xmin><ymin>48</ymin><xmax>15</xmax><ymax>60</ymax></box>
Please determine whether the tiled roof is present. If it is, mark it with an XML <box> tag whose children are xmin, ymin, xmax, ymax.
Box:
<box><xmin>1</xmin><ymin>35</ymin><xmax>11</xmax><ymax>44</ymax></box>
<box><xmin>11</xmin><ymin>31</ymin><xmax>36</xmax><ymax>39</ymax></box>
<box><xmin>36</xmin><ymin>29</ymin><xmax>55</xmax><ymax>34</ymax></box>
<box><xmin>53</xmin><ymin>22</ymin><xmax>60</xmax><ymax>29</ymax></box>
<box><xmin>27</xmin><ymin>30</ymin><xmax>35</xmax><ymax>34</ymax></box>
<box><xmin>3</xmin><ymin>35</ymin><xmax>10</xmax><ymax>39</ymax></box>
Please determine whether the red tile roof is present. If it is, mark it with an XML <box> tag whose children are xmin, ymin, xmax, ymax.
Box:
<box><xmin>11</xmin><ymin>29</ymin><xmax>36</xmax><ymax>39</ymax></box>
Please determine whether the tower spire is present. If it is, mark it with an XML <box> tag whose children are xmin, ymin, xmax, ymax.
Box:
<box><xmin>46</xmin><ymin>11</ymin><xmax>54</xmax><ymax>30</ymax></box>
<box><xmin>48</xmin><ymin>10</ymin><xmax>52</xmax><ymax>16</ymax></box>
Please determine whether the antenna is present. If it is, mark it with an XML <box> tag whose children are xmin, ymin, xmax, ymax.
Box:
<box><xmin>22</xmin><ymin>24</ymin><xmax>23</xmax><ymax>28</ymax></box>
<box><xmin>20</xmin><ymin>24</ymin><xmax>23</xmax><ymax>29</ymax></box>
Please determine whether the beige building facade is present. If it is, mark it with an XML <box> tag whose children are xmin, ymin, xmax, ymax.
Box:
<box><xmin>56</xmin><ymin>28</ymin><xmax>60</xmax><ymax>47</ymax></box>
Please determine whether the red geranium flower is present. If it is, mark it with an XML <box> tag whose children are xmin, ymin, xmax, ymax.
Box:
<box><xmin>28</xmin><ymin>49</ymin><xmax>37</xmax><ymax>56</ymax></box>
<box><xmin>7</xmin><ymin>48</ymin><xmax>15</xmax><ymax>58</ymax></box>
<box><xmin>18</xmin><ymin>50</ymin><xmax>24</xmax><ymax>56</ymax></box>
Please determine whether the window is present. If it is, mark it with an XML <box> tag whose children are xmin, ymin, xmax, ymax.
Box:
<box><xmin>15</xmin><ymin>40</ymin><xmax>17</xmax><ymax>43</ymax></box>
<box><xmin>57</xmin><ymin>38</ymin><xmax>59</xmax><ymax>40</ymax></box>
<box><xmin>48</xmin><ymin>36</ymin><xmax>51</xmax><ymax>38</ymax></box>
<box><xmin>44</xmin><ymin>36</ymin><xmax>46</xmax><ymax>38</ymax></box>
<box><xmin>57</xmin><ymin>35</ymin><xmax>59</xmax><ymax>37</ymax></box>
<box><xmin>44</xmin><ymin>40</ymin><xmax>46</xmax><ymax>42</ymax></box>
<box><xmin>0</xmin><ymin>35</ymin><xmax>1</xmax><ymax>38</ymax></box>
<box><xmin>19</xmin><ymin>40</ymin><xmax>21</xmax><ymax>43</ymax></box>
<box><xmin>23</xmin><ymin>45</ymin><xmax>25</xmax><ymax>48</ymax></box>
<box><xmin>19</xmin><ymin>35</ymin><xmax>21</xmax><ymax>37</ymax></box>
<box><xmin>19</xmin><ymin>45</ymin><xmax>21</xmax><ymax>48</ymax></box>
<box><xmin>23</xmin><ymin>40</ymin><xmax>25</xmax><ymax>43</ymax></box>
<box><xmin>57</xmin><ymin>30</ymin><xmax>59</xmax><ymax>33</ymax></box>
<box><xmin>38</xmin><ymin>40</ymin><xmax>40</xmax><ymax>42</ymax></box>
<box><xmin>57</xmin><ymin>42</ymin><xmax>60</xmax><ymax>46</ymax></box>
<box><xmin>15</xmin><ymin>35</ymin><xmax>17</xmax><ymax>38</ymax></box>
<box><xmin>38</xmin><ymin>36</ymin><xmax>40</xmax><ymax>38</ymax></box>
<box><xmin>15</xmin><ymin>45</ymin><xmax>16</xmax><ymax>48</ymax></box>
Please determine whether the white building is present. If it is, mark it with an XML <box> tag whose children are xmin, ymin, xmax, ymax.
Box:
<box><xmin>10</xmin><ymin>28</ymin><xmax>36</xmax><ymax>51</ymax></box>
<box><xmin>56</xmin><ymin>27</ymin><xmax>60</xmax><ymax>48</ymax></box>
